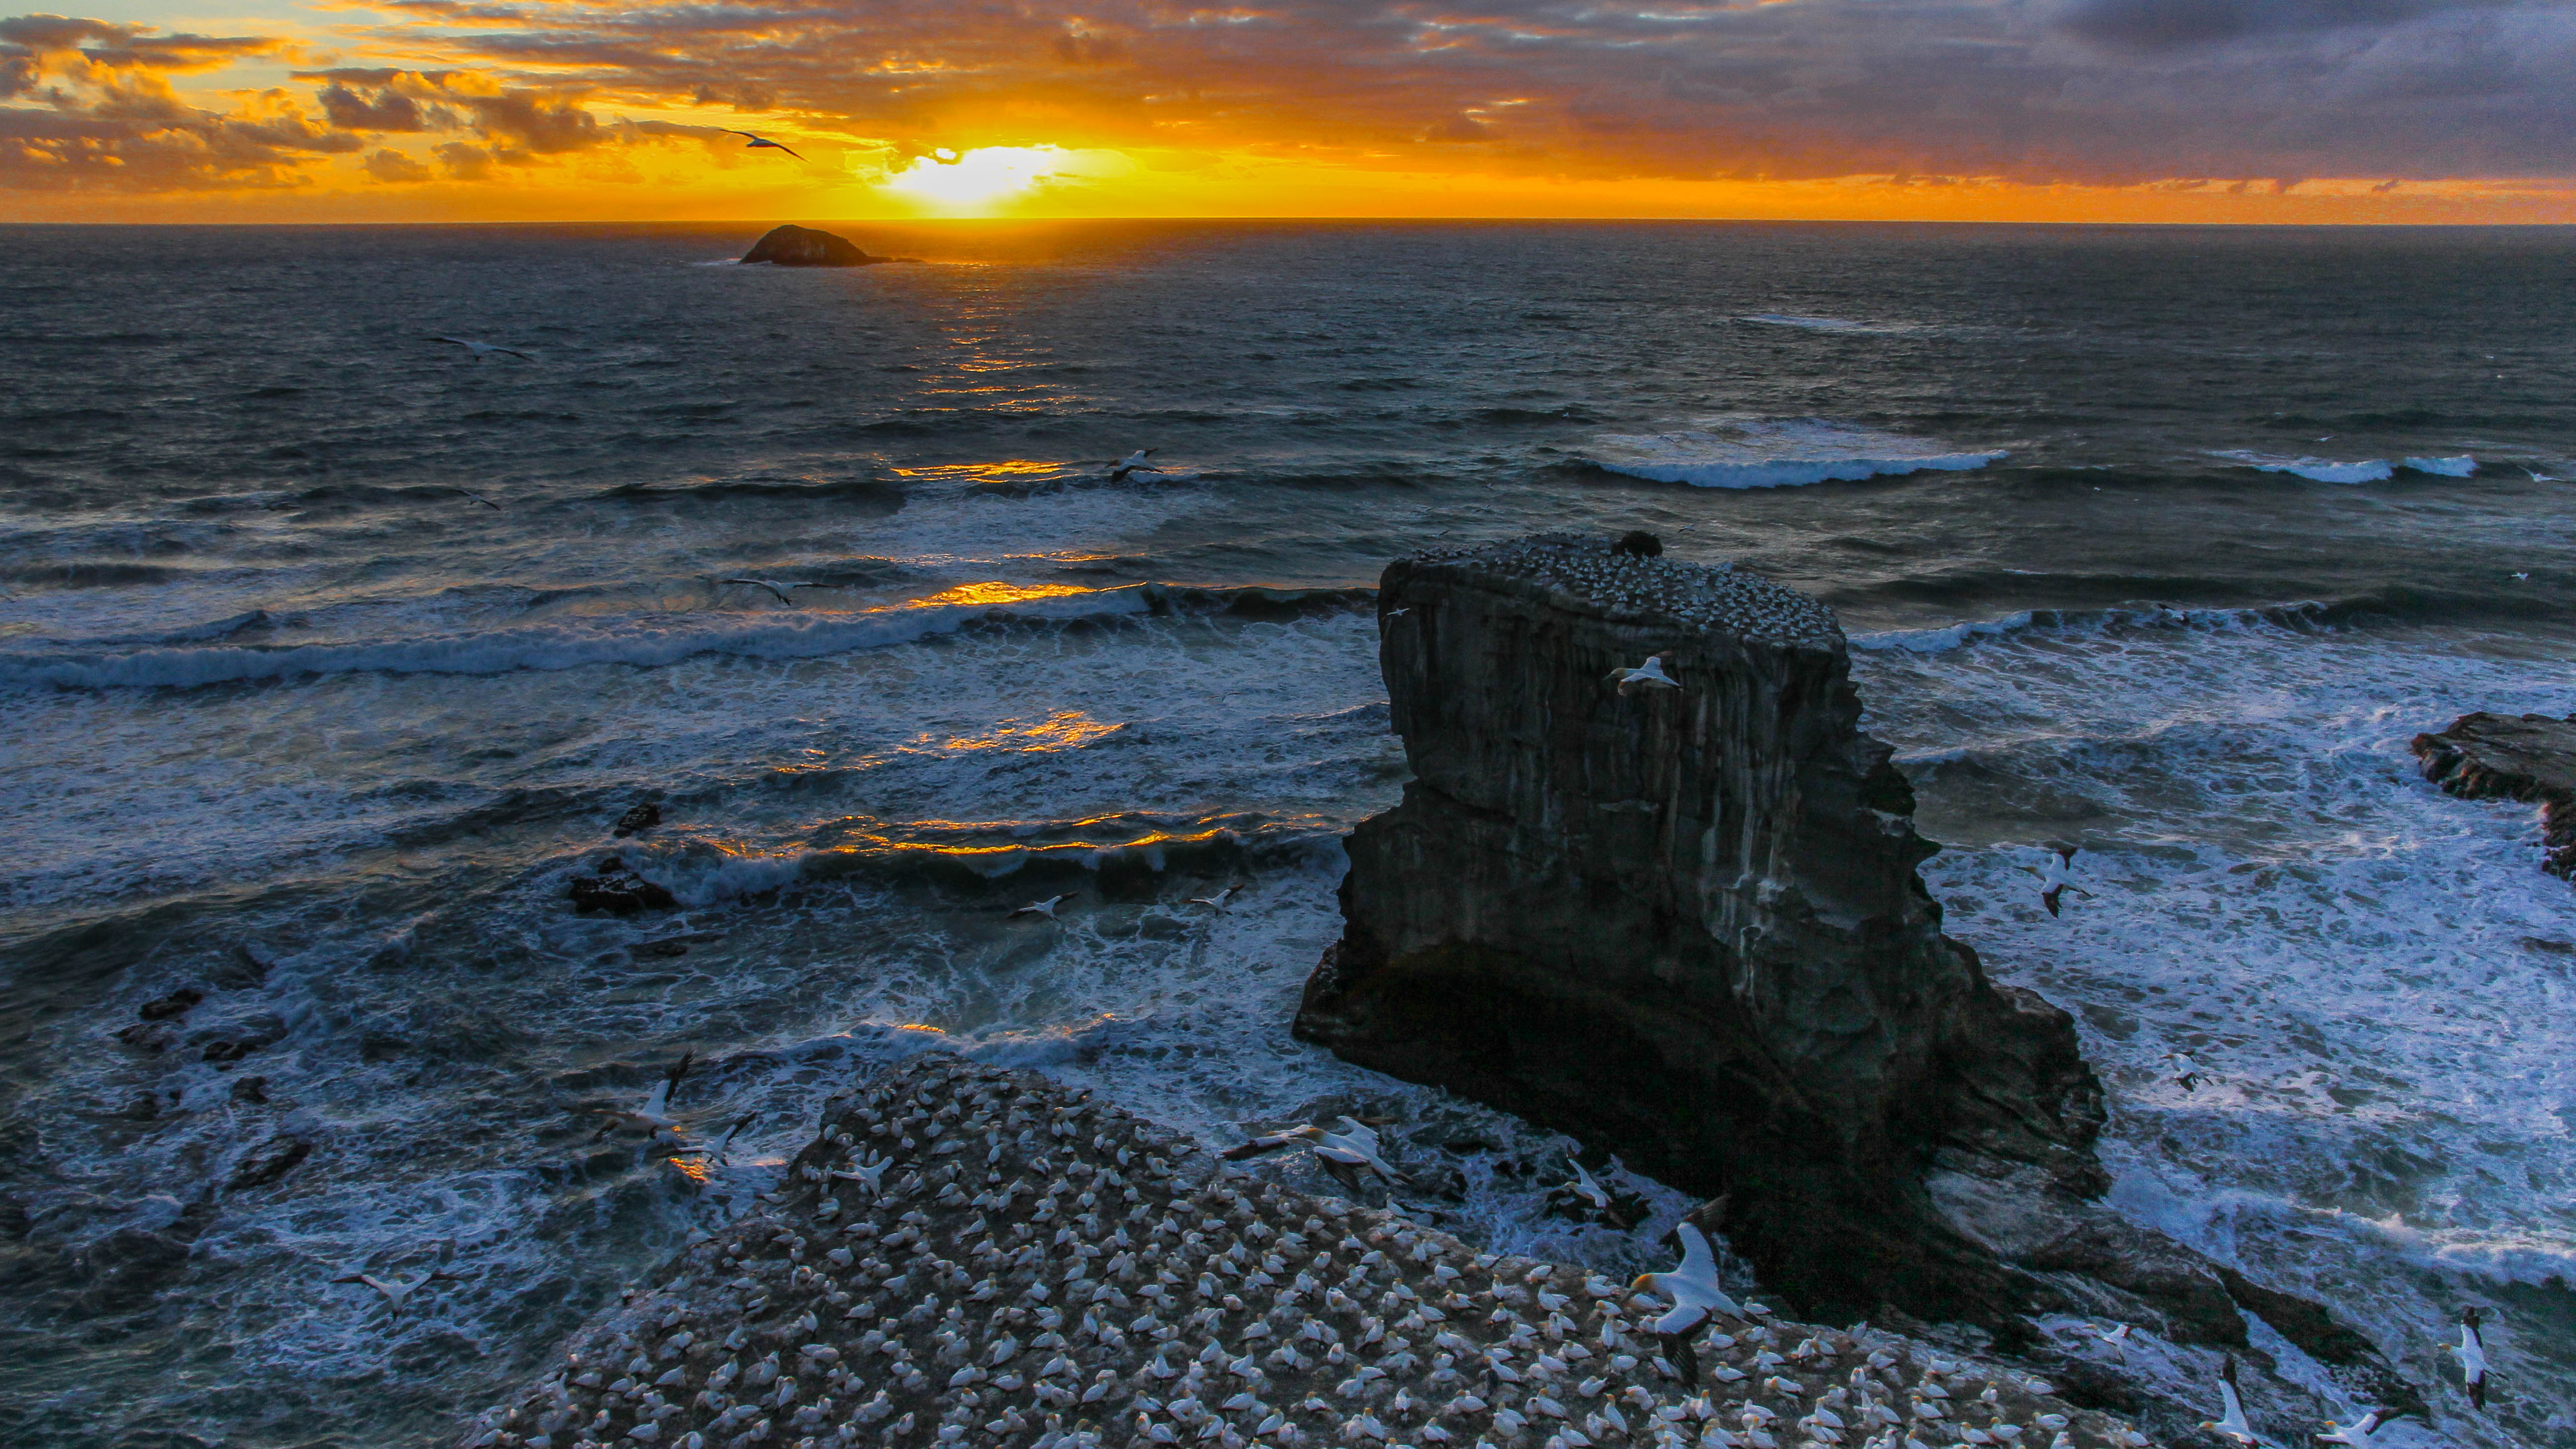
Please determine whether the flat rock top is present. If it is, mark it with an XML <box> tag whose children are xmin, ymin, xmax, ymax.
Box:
<box><xmin>1402</xmin><ymin>534</ymin><xmax>1842</xmax><ymax>650</ymax></box>
<box><xmin>459</xmin><ymin>1056</ymin><xmax>2141</xmax><ymax>1449</ymax></box>
<box><xmin>2412</xmin><ymin>711</ymin><xmax>2576</xmax><ymax>800</ymax></box>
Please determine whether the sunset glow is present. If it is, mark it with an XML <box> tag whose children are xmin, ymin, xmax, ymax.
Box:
<box><xmin>3</xmin><ymin>2</ymin><xmax>2573</xmax><ymax>222</ymax></box>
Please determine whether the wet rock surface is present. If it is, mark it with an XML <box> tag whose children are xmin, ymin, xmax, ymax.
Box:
<box><xmin>457</xmin><ymin>1057</ymin><xmax>2148</xmax><ymax>1449</ymax></box>
<box><xmin>571</xmin><ymin>855</ymin><xmax>679</xmax><ymax>914</ymax></box>
<box><xmin>2411</xmin><ymin>710</ymin><xmax>2576</xmax><ymax>879</ymax></box>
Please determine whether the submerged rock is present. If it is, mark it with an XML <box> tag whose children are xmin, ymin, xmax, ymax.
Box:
<box><xmin>569</xmin><ymin>854</ymin><xmax>678</xmax><ymax>914</ymax></box>
<box><xmin>456</xmin><ymin>1056</ymin><xmax>2149</xmax><ymax>1449</ymax></box>
<box><xmin>2412</xmin><ymin>710</ymin><xmax>2576</xmax><ymax>880</ymax></box>
<box><xmin>612</xmin><ymin>801</ymin><xmax>662</xmax><ymax>838</ymax></box>
<box><xmin>739</xmin><ymin>224</ymin><xmax>881</xmax><ymax>267</ymax></box>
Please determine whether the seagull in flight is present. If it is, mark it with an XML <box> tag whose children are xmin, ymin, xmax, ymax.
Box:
<box><xmin>721</xmin><ymin>578</ymin><xmax>818</xmax><ymax>605</ymax></box>
<box><xmin>1189</xmin><ymin>887</ymin><xmax>1236</xmax><ymax>911</ymax></box>
<box><xmin>723</xmin><ymin>129</ymin><xmax>805</xmax><ymax>161</ymax></box>
<box><xmin>435</xmin><ymin>336</ymin><xmax>533</xmax><ymax>362</ymax></box>
<box><xmin>2201</xmin><ymin>1357</ymin><xmax>2259</xmax><ymax>1447</ymax></box>
<box><xmin>1109</xmin><ymin>449</ymin><xmax>1160</xmax><ymax>483</ymax></box>
<box><xmin>1606</xmin><ymin>654</ymin><xmax>1682</xmax><ymax>697</ymax></box>
<box><xmin>452</xmin><ymin>486</ymin><xmax>501</xmax><ymax>511</ymax></box>
<box><xmin>333</xmin><ymin>1240</ymin><xmax>464</xmax><ymax>1309</ymax></box>
<box><xmin>2452</xmin><ymin>1305</ymin><xmax>2489</xmax><ymax>1409</ymax></box>
<box><xmin>1012</xmin><ymin>894</ymin><xmax>1071</xmax><ymax>920</ymax></box>
<box><xmin>585</xmin><ymin>1052</ymin><xmax>692</xmax><ymax>1142</ymax></box>
<box><xmin>2021</xmin><ymin>846</ymin><xmax>2094</xmax><ymax>917</ymax></box>
<box><xmin>2316</xmin><ymin>1407</ymin><xmax>2398</xmax><ymax>1446</ymax></box>
<box><xmin>1629</xmin><ymin>1223</ymin><xmax>1746</xmax><ymax>1389</ymax></box>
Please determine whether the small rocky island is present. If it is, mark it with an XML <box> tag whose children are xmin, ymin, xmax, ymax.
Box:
<box><xmin>2413</xmin><ymin>710</ymin><xmax>2576</xmax><ymax>880</ymax></box>
<box><xmin>739</xmin><ymin>225</ymin><xmax>885</xmax><ymax>267</ymax></box>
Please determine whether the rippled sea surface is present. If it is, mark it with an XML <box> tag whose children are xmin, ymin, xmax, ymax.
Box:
<box><xmin>2</xmin><ymin>221</ymin><xmax>2573</xmax><ymax>1448</ymax></box>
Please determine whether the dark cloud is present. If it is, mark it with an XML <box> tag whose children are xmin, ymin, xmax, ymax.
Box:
<box><xmin>362</xmin><ymin>145</ymin><xmax>430</xmax><ymax>180</ymax></box>
<box><xmin>2053</xmin><ymin>0</ymin><xmax>2504</xmax><ymax>50</ymax></box>
<box><xmin>318</xmin><ymin>81</ymin><xmax>431</xmax><ymax>130</ymax></box>
<box><xmin>0</xmin><ymin>16</ymin><xmax>345</xmax><ymax>190</ymax></box>
<box><xmin>432</xmin><ymin>139</ymin><xmax>493</xmax><ymax>178</ymax></box>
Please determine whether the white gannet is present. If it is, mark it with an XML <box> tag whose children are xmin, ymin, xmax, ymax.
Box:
<box><xmin>333</xmin><ymin>1240</ymin><xmax>463</xmax><ymax>1308</ymax></box>
<box><xmin>2097</xmin><ymin>1322</ymin><xmax>2130</xmax><ymax>1362</ymax></box>
<box><xmin>586</xmin><ymin>1051</ymin><xmax>692</xmax><ymax>1141</ymax></box>
<box><xmin>2200</xmin><ymin>1357</ymin><xmax>2258</xmax><ymax>1447</ymax></box>
<box><xmin>2020</xmin><ymin>846</ymin><xmax>2093</xmax><ymax>918</ymax></box>
<box><xmin>1189</xmin><ymin>887</ymin><xmax>1236</xmax><ymax>911</ymax></box>
<box><xmin>1560</xmin><ymin>1163</ymin><xmax>1610</xmax><ymax>1212</ymax></box>
<box><xmin>1110</xmin><ymin>449</ymin><xmax>1161</xmax><ymax>483</ymax></box>
<box><xmin>671</xmin><ymin>1110</ymin><xmax>758</xmax><ymax>1167</ymax></box>
<box><xmin>435</xmin><ymin>336</ymin><xmax>533</xmax><ymax>362</ymax></box>
<box><xmin>1628</xmin><ymin>1223</ymin><xmax>1744</xmax><ymax>1390</ymax></box>
<box><xmin>452</xmin><ymin>486</ymin><xmax>501</xmax><ymax>511</ymax></box>
<box><xmin>1386</xmin><ymin>607</ymin><xmax>1412</xmax><ymax>618</ymax></box>
<box><xmin>2452</xmin><ymin>1305</ymin><xmax>2488</xmax><ymax>1410</ymax></box>
<box><xmin>831</xmin><ymin>1148</ymin><xmax>895</xmax><ymax>1195</ymax></box>
<box><xmin>2162</xmin><ymin>1050</ymin><xmax>2202</xmax><ymax>1094</ymax></box>
<box><xmin>2316</xmin><ymin>1407</ymin><xmax>2396</xmax><ymax>1446</ymax></box>
<box><xmin>720</xmin><ymin>578</ymin><xmax>820</xmax><ymax>605</ymax></box>
<box><xmin>1012</xmin><ymin>894</ymin><xmax>1072</xmax><ymax>920</ymax></box>
<box><xmin>1606</xmin><ymin>655</ymin><xmax>1682</xmax><ymax>697</ymax></box>
<box><xmin>1219</xmin><ymin>1117</ymin><xmax>1407</xmax><ymax>1192</ymax></box>
<box><xmin>722</xmin><ymin>129</ymin><xmax>805</xmax><ymax>161</ymax></box>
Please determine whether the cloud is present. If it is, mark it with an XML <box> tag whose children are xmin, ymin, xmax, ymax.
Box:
<box><xmin>432</xmin><ymin>138</ymin><xmax>492</xmax><ymax>178</ymax></box>
<box><xmin>362</xmin><ymin>145</ymin><xmax>430</xmax><ymax>180</ymax></box>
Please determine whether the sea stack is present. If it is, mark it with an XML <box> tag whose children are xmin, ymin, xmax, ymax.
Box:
<box><xmin>739</xmin><ymin>224</ymin><xmax>880</xmax><ymax>267</ymax></box>
<box><xmin>1294</xmin><ymin>533</ymin><xmax>2111</xmax><ymax>1328</ymax></box>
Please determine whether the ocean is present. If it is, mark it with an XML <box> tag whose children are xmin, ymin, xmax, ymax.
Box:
<box><xmin>0</xmin><ymin>220</ymin><xmax>2570</xmax><ymax>1448</ymax></box>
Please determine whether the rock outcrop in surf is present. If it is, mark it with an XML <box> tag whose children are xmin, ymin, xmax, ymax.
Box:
<box><xmin>739</xmin><ymin>225</ymin><xmax>880</xmax><ymax>267</ymax></box>
<box><xmin>2412</xmin><ymin>710</ymin><xmax>2576</xmax><ymax>881</ymax></box>
<box><xmin>1292</xmin><ymin>535</ymin><xmax>2417</xmax><ymax>1418</ymax></box>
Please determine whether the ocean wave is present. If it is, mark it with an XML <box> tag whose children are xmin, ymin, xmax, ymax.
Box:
<box><xmin>1738</xmin><ymin>314</ymin><xmax>1880</xmax><ymax>333</ymax></box>
<box><xmin>1849</xmin><ymin>600</ymin><xmax>2342</xmax><ymax>655</ymax></box>
<box><xmin>2214</xmin><ymin>451</ymin><xmax>2481</xmax><ymax>483</ymax></box>
<box><xmin>1587</xmin><ymin>418</ymin><xmax>2006</xmax><ymax>490</ymax></box>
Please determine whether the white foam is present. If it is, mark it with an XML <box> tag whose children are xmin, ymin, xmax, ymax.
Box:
<box><xmin>2402</xmin><ymin>455</ymin><xmax>2478</xmax><ymax>477</ymax></box>
<box><xmin>1589</xmin><ymin>417</ymin><xmax>2007</xmax><ymax>489</ymax></box>
<box><xmin>1739</xmin><ymin>313</ymin><xmax>1878</xmax><ymax>332</ymax></box>
<box><xmin>2215</xmin><ymin>450</ymin><xmax>2394</xmax><ymax>483</ymax></box>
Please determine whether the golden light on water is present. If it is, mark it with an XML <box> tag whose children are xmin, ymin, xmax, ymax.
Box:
<box><xmin>908</xmin><ymin>581</ymin><xmax>1094</xmax><ymax>609</ymax></box>
<box><xmin>936</xmin><ymin>711</ymin><xmax>1125</xmax><ymax>754</ymax></box>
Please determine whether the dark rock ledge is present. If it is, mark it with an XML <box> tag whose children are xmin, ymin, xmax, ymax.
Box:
<box><xmin>740</xmin><ymin>225</ymin><xmax>883</xmax><ymax>267</ymax></box>
<box><xmin>458</xmin><ymin>1056</ymin><xmax>2148</xmax><ymax>1449</ymax></box>
<box><xmin>1292</xmin><ymin>534</ymin><xmax>2419</xmax><ymax>1424</ymax></box>
<box><xmin>2412</xmin><ymin>711</ymin><xmax>2576</xmax><ymax>880</ymax></box>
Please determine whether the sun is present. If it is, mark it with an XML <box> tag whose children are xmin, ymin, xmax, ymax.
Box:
<box><xmin>881</xmin><ymin>147</ymin><xmax>1072</xmax><ymax>210</ymax></box>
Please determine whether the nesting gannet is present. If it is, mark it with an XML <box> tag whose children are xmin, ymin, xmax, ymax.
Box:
<box><xmin>1606</xmin><ymin>656</ymin><xmax>1682</xmax><ymax>697</ymax></box>
<box><xmin>435</xmin><ymin>336</ymin><xmax>533</xmax><ymax>361</ymax></box>
<box><xmin>2316</xmin><ymin>1406</ymin><xmax>2396</xmax><ymax>1446</ymax></box>
<box><xmin>1189</xmin><ymin>888</ymin><xmax>1236</xmax><ymax>911</ymax></box>
<box><xmin>720</xmin><ymin>578</ymin><xmax>819</xmax><ymax>605</ymax></box>
<box><xmin>2452</xmin><ymin>1306</ymin><xmax>2488</xmax><ymax>1409</ymax></box>
<box><xmin>1110</xmin><ymin>449</ymin><xmax>1161</xmax><ymax>483</ymax></box>
<box><xmin>2021</xmin><ymin>847</ymin><xmax>2093</xmax><ymax>918</ymax></box>
<box><xmin>722</xmin><ymin>129</ymin><xmax>805</xmax><ymax>161</ymax></box>
<box><xmin>586</xmin><ymin>1051</ymin><xmax>692</xmax><ymax>1141</ymax></box>
<box><xmin>333</xmin><ymin>1240</ymin><xmax>463</xmax><ymax>1308</ymax></box>
<box><xmin>2097</xmin><ymin>1322</ymin><xmax>2130</xmax><ymax>1362</ymax></box>
<box><xmin>2162</xmin><ymin>1051</ymin><xmax>2202</xmax><ymax>1094</ymax></box>
<box><xmin>1628</xmin><ymin>1224</ymin><xmax>1745</xmax><ymax>1389</ymax></box>
<box><xmin>452</xmin><ymin>486</ymin><xmax>502</xmax><ymax>510</ymax></box>
<box><xmin>2200</xmin><ymin>1357</ymin><xmax>2258</xmax><ymax>1447</ymax></box>
<box><xmin>1013</xmin><ymin>894</ymin><xmax>1072</xmax><ymax>920</ymax></box>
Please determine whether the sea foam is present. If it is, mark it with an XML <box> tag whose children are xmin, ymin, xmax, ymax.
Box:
<box><xmin>1588</xmin><ymin>417</ymin><xmax>2007</xmax><ymax>489</ymax></box>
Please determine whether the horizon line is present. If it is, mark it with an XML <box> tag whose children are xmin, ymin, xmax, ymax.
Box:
<box><xmin>7</xmin><ymin>216</ymin><xmax>2576</xmax><ymax>229</ymax></box>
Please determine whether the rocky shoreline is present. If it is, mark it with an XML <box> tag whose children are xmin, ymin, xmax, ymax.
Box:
<box><xmin>2411</xmin><ymin>711</ymin><xmax>2576</xmax><ymax>881</ymax></box>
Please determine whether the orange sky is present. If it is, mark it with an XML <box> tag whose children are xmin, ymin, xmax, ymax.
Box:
<box><xmin>7</xmin><ymin>2</ymin><xmax>2576</xmax><ymax>223</ymax></box>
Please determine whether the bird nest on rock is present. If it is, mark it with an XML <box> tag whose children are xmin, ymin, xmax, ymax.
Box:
<box><xmin>457</xmin><ymin>1057</ymin><xmax>2146</xmax><ymax>1449</ymax></box>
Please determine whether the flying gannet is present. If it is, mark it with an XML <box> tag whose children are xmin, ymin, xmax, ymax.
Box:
<box><xmin>435</xmin><ymin>336</ymin><xmax>534</xmax><ymax>362</ymax></box>
<box><xmin>721</xmin><ymin>578</ymin><xmax>818</xmax><ymax>605</ymax></box>
<box><xmin>2316</xmin><ymin>1406</ymin><xmax>2397</xmax><ymax>1446</ymax></box>
<box><xmin>333</xmin><ymin>1239</ymin><xmax>463</xmax><ymax>1309</ymax></box>
<box><xmin>2097</xmin><ymin>1322</ymin><xmax>2131</xmax><ymax>1362</ymax></box>
<box><xmin>1606</xmin><ymin>655</ymin><xmax>1682</xmax><ymax>697</ymax></box>
<box><xmin>1219</xmin><ymin>1117</ymin><xmax>1407</xmax><ymax>1193</ymax></box>
<box><xmin>2163</xmin><ymin>1050</ymin><xmax>2202</xmax><ymax>1094</ymax></box>
<box><xmin>2200</xmin><ymin>1357</ymin><xmax>2259</xmax><ymax>1447</ymax></box>
<box><xmin>586</xmin><ymin>1051</ymin><xmax>692</xmax><ymax>1142</ymax></box>
<box><xmin>452</xmin><ymin>486</ymin><xmax>501</xmax><ymax>510</ymax></box>
<box><xmin>1628</xmin><ymin>1223</ymin><xmax>1745</xmax><ymax>1390</ymax></box>
<box><xmin>2022</xmin><ymin>846</ymin><xmax>2094</xmax><ymax>917</ymax></box>
<box><xmin>723</xmin><ymin>129</ymin><xmax>805</xmax><ymax>160</ymax></box>
<box><xmin>2452</xmin><ymin>1306</ymin><xmax>2488</xmax><ymax>1410</ymax></box>
<box><xmin>1012</xmin><ymin>894</ymin><xmax>1071</xmax><ymax>920</ymax></box>
<box><xmin>1110</xmin><ymin>449</ymin><xmax>1161</xmax><ymax>483</ymax></box>
<box><xmin>1189</xmin><ymin>887</ymin><xmax>1236</xmax><ymax>911</ymax></box>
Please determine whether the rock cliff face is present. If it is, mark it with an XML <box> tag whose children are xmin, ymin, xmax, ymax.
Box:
<box><xmin>1293</xmin><ymin>534</ymin><xmax>2109</xmax><ymax>1329</ymax></box>
<box><xmin>739</xmin><ymin>224</ymin><xmax>880</xmax><ymax>267</ymax></box>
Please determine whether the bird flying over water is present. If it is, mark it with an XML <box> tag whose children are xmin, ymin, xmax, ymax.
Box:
<box><xmin>435</xmin><ymin>336</ymin><xmax>533</xmax><ymax>362</ymax></box>
<box><xmin>2452</xmin><ymin>1305</ymin><xmax>2489</xmax><ymax>1409</ymax></box>
<box><xmin>2201</xmin><ymin>1357</ymin><xmax>2259</xmax><ymax>1447</ymax></box>
<box><xmin>2316</xmin><ymin>1406</ymin><xmax>2397</xmax><ymax>1446</ymax></box>
<box><xmin>722</xmin><ymin>129</ymin><xmax>804</xmax><ymax>160</ymax></box>
<box><xmin>452</xmin><ymin>486</ymin><xmax>501</xmax><ymax>510</ymax></box>
<box><xmin>1629</xmin><ymin>1222</ymin><xmax>1746</xmax><ymax>1389</ymax></box>
<box><xmin>1012</xmin><ymin>894</ymin><xmax>1071</xmax><ymax>920</ymax></box>
<box><xmin>1189</xmin><ymin>887</ymin><xmax>1235</xmax><ymax>911</ymax></box>
<box><xmin>1110</xmin><ymin>448</ymin><xmax>1161</xmax><ymax>483</ymax></box>
<box><xmin>2022</xmin><ymin>845</ymin><xmax>2093</xmax><ymax>917</ymax></box>
<box><xmin>1607</xmin><ymin>654</ymin><xmax>1682</xmax><ymax>696</ymax></box>
<box><xmin>586</xmin><ymin>1051</ymin><xmax>692</xmax><ymax>1142</ymax></box>
<box><xmin>1219</xmin><ymin>1116</ymin><xmax>1407</xmax><ymax>1193</ymax></box>
<box><xmin>721</xmin><ymin>578</ymin><xmax>817</xmax><ymax>604</ymax></box>
<box><xmin>2163</xmin><ymin>1049</ymin><xmax>2202</xmax><ymax>1094</ymax></box>
<box><xmin>333</xmin><ymin>1240</ymin><xmax>463</xmax><ymax>1309</ymax></box>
